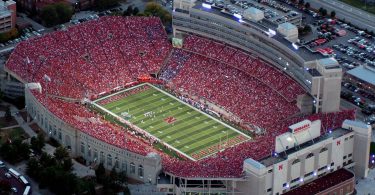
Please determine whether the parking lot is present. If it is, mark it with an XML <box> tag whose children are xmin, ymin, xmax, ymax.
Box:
<box><xmin>0</xmin><ymin>162</ymin><xmax>28</xmax><ymax>195</ymax></box>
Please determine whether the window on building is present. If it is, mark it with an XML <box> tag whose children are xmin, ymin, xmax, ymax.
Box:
<box><xmin>81</xmin><ymin>142</ymin><xmax>85</xmax><ymax>154</ymax></box>
<box><xmin>122</xmin><ymin>162</ymin><xmax>127</xmax><ymax>172</ymax></box>
<box><xmin>94</xmin><ymin>149</ymin><xmax>98</xmax><ymax>160</ymax></box>
<box><xmin>115</xmin><ymin>157</ymin><xmax>119</xmax><ymax>169</ymax></box>
<box><xmin>343</xmin><ymin>156</ymin><xmax>347</xmax><ymax>159</ymax></box>
<box><xmin>87</xmin><ymin>146</ymin><xmax>91</xmax><ymax>157</ymax></box>
<box><xmin>348</xmin><ymin>153</ymin><xmax>352</xmax><ymax>157</ymax></box>
<box><xmin>306</xmin><ymin>153</ymin><xmax>314</xmax><ymax>159</ymax></box>
<box><xmin>320</xmin><ymin>148</ymin><xmax>328</xmax><ymax>153</ymax></box>
<box><xmin>107</xmin><ymin>154</ymin><xmax>112</xmax><ymax>167</ymax></box>
<box><xmin>138</xmin><ymin>165</ymin><xmax>144</xmax><ymax>177</ymax></box>
<box><xmin>130</xmin><ymin>163</ymin><xmax>135</xmax><ymax>174</ymax></box>
<box><xmin>58</xmin><ymin>130</ymin><xmax>62</xmax><ymax>140</ymax></box>
<box><xmin>100</xmin><ymin>152</ymin><xmax>105</xmax><ymax>163</ymax></box>
<box><xmin>266</xmin><ymin>188</ymin><xmax>272</xmax><ymax>192</ymax></box>
<box><xmin>292</xmin><ymin>159</ymin><xmax>300</xmax><ymax>165</ymax></box>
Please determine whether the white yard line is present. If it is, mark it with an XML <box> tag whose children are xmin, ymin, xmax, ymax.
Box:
<box><xmin>147</xmin><ymin>83</ymin><xmax>252</xmax><ymax>140</ymax></box>
<box><xmin>91</xmin><ymin>83</ymin><xmax>252</xmax><ymax>161</ymax></box>
<box><xmin>93</xmin><ymin>83</ymin><xmax>147</xmax><ymax>103</ymax></box>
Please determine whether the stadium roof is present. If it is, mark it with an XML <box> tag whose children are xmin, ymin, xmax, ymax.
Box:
<box><xmin>318</xmin><ymin>58</ymin><xmax>340</xmax><ymax>69</ymax></box>
<box><xmin>278</xmin><ymin>22</ymin><xmax>296</xmax><ymax>30</ymax></box>
<box><xmin>245</xmin><ymin>7</ymin><xmax>263</xmax><ymax>15</ymax></box>
<box><xmin>343</xmin><ymin>119</ymin><xmax>369</xmax><ymax>129</ymax></box>
<box><xmin>192</xmin><ymin>2</ymin><xmax>323</xmax><ymax>62</ymax></box>
<box><xmin>259</xmin><ymin>127</ymin><xmax>351</xmax><ymax>167</ymax></box>
<box><xmin>347</xmin><ymin>65</ymin><xmax>375</xmax><ymax>86</ymax></box>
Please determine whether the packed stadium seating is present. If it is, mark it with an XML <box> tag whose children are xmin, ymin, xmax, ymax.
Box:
<box><xmin>182</xmin><ymin>35</ymin><xmax>305</xmax><ymax>101</ymax></box>
<box><xmin>6</xmin><ymin>16</ymin><xmax>171</xmax><ymax>99</ymax></box>
<box><xmin>160</xmin><ymin>49</ymin><xmax>300</xmax><ymax>129</ymax></box>
<box><xmin>5</xmin><ymin>16</ymin><xmax>357</xmax><ymax>178</ymax></box>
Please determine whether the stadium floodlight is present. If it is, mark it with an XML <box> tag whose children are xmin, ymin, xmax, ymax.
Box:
<box><xmin>202</xmin><ymin>3</ymin><xmax>212</xmax><ymax>9</ymax></box>
<box><xmin>372</xmin><ymin>154</ymin><xmax>375</xmax><ymax>158</ymax></box>
<box><xmin>327</xmin><ymin>166</ymin><xmax>331</xmax><ymax>170</ymax></box>
<box><xmin>234</xmin><ymin>13</ymin><xmax>242</xmax><ymax>19</ymax></box>
<box><xmin>268</xmin><ymin>29</ymin><xmax>276</xmax><ymax>36</ymax></box>
<box><xmin>239</xmin><ymin>19</ymin><xmax>244</xmax><ymax>23</ymax></box>
<box><xmin>285</xmin><ymin>183</ymin><xmax>289</xmax><ymax>188</ymax></box>
<box><xmin>299</xmin><ymin>177</ymin><xmax>304</xmax><ymax>182</ymax></box>
<box><xmin>313</xmin><ymin>171</ymin><xmax>317</xmax><ymax>176</ymax></box>
<box><xmin>292</xmin><ymin>43</ymin><xmax>299</xmax><ymax>50</ymax></box>
<box><xmin>286</xmin><ymin>136</ymin><xmax>293</xmax><ymax>142</ymax></box>
<box><xmin>372</xmin><ymin>160</ymin><xmax>374</xmax><ymax>164</ymax></box>
<box><xmin>329</xmin><ymin>130</ymin><xmax>332</xmax><ymax>134</ymax></box>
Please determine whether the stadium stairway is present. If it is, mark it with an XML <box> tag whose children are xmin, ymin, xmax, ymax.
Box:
<box><xmin>157</xmin><ymin>49</ymin><xmax>175</xmax><ymax>76</ymax></box>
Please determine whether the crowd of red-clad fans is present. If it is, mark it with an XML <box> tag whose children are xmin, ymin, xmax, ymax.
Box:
<box><xmin>160</xmin><ymin>48</ymin><xmax>301</xmax><ymax>129</ymax></box>
<box><xmin>283</xmin><ymin>168</ymin><xmax>354</xmax><ymax>195</ymax></box>
<box><xmin>5</xmin><ymin>17</ymin><xmax>356</xmax><ymax>178</ymax></box>
<box><xmin>6</xmin><ymin>16</ymin><xmax>171</xmax><ymax>99</ymax></box>
<box><xmin>182</xmin><ymin>35</ymin><xmax>305</xmax><ymax>101</ymax></box>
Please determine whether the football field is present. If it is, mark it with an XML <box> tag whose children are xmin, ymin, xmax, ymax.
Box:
<box><xmin>93</xmin><ymin>84</ymin><xmax>250</xmax><ymax>161</ymax></box>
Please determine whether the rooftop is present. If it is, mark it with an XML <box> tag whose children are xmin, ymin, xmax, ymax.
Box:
<box><xmin>279</xmin><ymin>22</ymin><xmax>296</xmax><ymax>30</ymax></box>
<box><xmin>347</xmin><ymin>65</ymin><xmax>375</xmax><ymax>86</ymax></box>
<box><xmin>191</xmin><ymin>1</ymin><xmax>322</xmax><ymax>61</ymax></box>
<box><xmin>259</xmin><ymin>127</ymin><xmax>352</xmax><ymax>167</ymax></box>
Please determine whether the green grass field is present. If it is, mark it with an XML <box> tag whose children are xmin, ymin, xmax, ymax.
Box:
<box><xmin>94</xmin><ymin>84</ymin><xmax>250</xmax><ymax>160</ymax></box>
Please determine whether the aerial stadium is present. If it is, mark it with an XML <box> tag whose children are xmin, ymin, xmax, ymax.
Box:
<box><xmin>2</xmin><ymin>0</ymin><xmax>372</xmax><ymax>194</ymax></box>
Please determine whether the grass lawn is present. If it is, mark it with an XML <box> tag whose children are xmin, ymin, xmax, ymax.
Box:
<box><xmin>0</xmin><ymin>127</ymin><xmax>29</xmax><ymax>145</ymax></box>
<box><xmin>94</xmin><ymin>84</ymin><xmax>250</xmax><ymax>161</ymax></box>
<box><xmin>339</xmin><ymin>0</ymin><xmax>375</xmax><ymax>15</ymax></box>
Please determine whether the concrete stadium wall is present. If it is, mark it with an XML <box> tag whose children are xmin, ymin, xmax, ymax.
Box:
<box><xmin>24</xmin><ymin>88</ymin><xmax>162</xmax><ymax>184</ymax></box>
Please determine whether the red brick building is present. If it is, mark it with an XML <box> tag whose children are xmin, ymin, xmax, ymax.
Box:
<box><xmin>0</xmin><ymin>0</ymin><xmax>16</xmax><ymax>33</ymax></box>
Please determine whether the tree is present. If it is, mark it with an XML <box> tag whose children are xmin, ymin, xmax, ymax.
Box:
<box><xmin>321</xmin><ymin>9</ymin><xmax>327</xmax><ymax>17</ymax></box>
<box><xmin>95</xmin><ymin>163</ymin><xmax>106</xmax><ymax>184</ymax></box>
<box><xmin>95</xmin><ymin>0</ymin><xmax>119</xmax><ymax>11</ymax></box>
<box><xmin>4</xmin><ymin>106</ymin><xmax>11</xmax><ymax>122</ymax></box>
<box><xmin>62</xmin><ymin>158</ymin><xmax>73</xmax><ymax>171</ymax></box>
<box><xmin>124</xmin><ymin>5</ymin><xmax>133</xmax><ymax>16</ymax></box>
<box><xmin>40</xmin><ymin>152</ymin><xmax>56</xmax><ymax>168</ymax></box>
<box><xmin>30</xmin><ymin>133</ymin><xmax>45</xmax><ymax>154</ymax></box>
<box><xmin>133</xmin><ymin>7</ymin><xmax>139</xmax><ymax>16</ymax></box>
<box><xmin>26</xmin><ymin>157</ymin><xmax>41</xmax><ymax>179</ymax></box>
<box><xmin>54</xmin><ymin>146</ymin><xmax>70</xmax><ymax>161</ymax></box>
<box><xmin>319</xmin><ymin>7</ymin><xmax>324</xmax><ymax>15</ymax></box>
<box><xmin>41</xmin><ymin>3</ymin><xmax>73</xmax><ymax>27</ymax></box>
<box><xmin>144</xmin><ymin>2</ymin><xmax>172</xmax><ymax>25</ymax></box>
<box><xmin>330</xmin><ymin>11</ymin><xmax>336</xmax><ymax>18</ymax></box>
<box><xmin>0</xmin><ymin>139</ymin><xmax>30</xmax><ymax>163</ymax></box>
<box><xmin>55</xmin><ymin>3</ymin><xmax>74</xmax><ymax>24</ymax></box>
<box><xmin>118</xmin><ymin>170</ymin><xmax>127</xmax><ymax>185</ymax></box>
<box><xmin>305</xmin><ymin>2</ymin><xmax>310</xmax><ymax>10</ymax></box>
<box><xmin>40</xmin><ymin>5</ymin><xmax>59</xmax><ymax>27</ymax></box>
<box><xmin>109</xmin><ymin>167</ymin><xmax>118</xmax><ymax>182</ymax></box>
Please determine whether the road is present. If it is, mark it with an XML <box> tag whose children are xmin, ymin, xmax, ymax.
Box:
<box><xmin>304</xmin><ymin>0</ymin><xmax>375</xmax><ymax>32</ymax></box>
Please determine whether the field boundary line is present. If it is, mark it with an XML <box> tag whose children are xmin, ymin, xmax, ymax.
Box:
<box><xmin>93</xmin><ymin>83</ymin><xmax>147</xmax><ymax>103</ymax></box>
<box><xmin>89</xmin><ymin>87</ymin><xmax>197</xmax><ymax>161</ymax></box>
<box><xmin>147</xmin><ymin>83</ymin><xmax>252</xmax><ymax>140</ymax></box>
